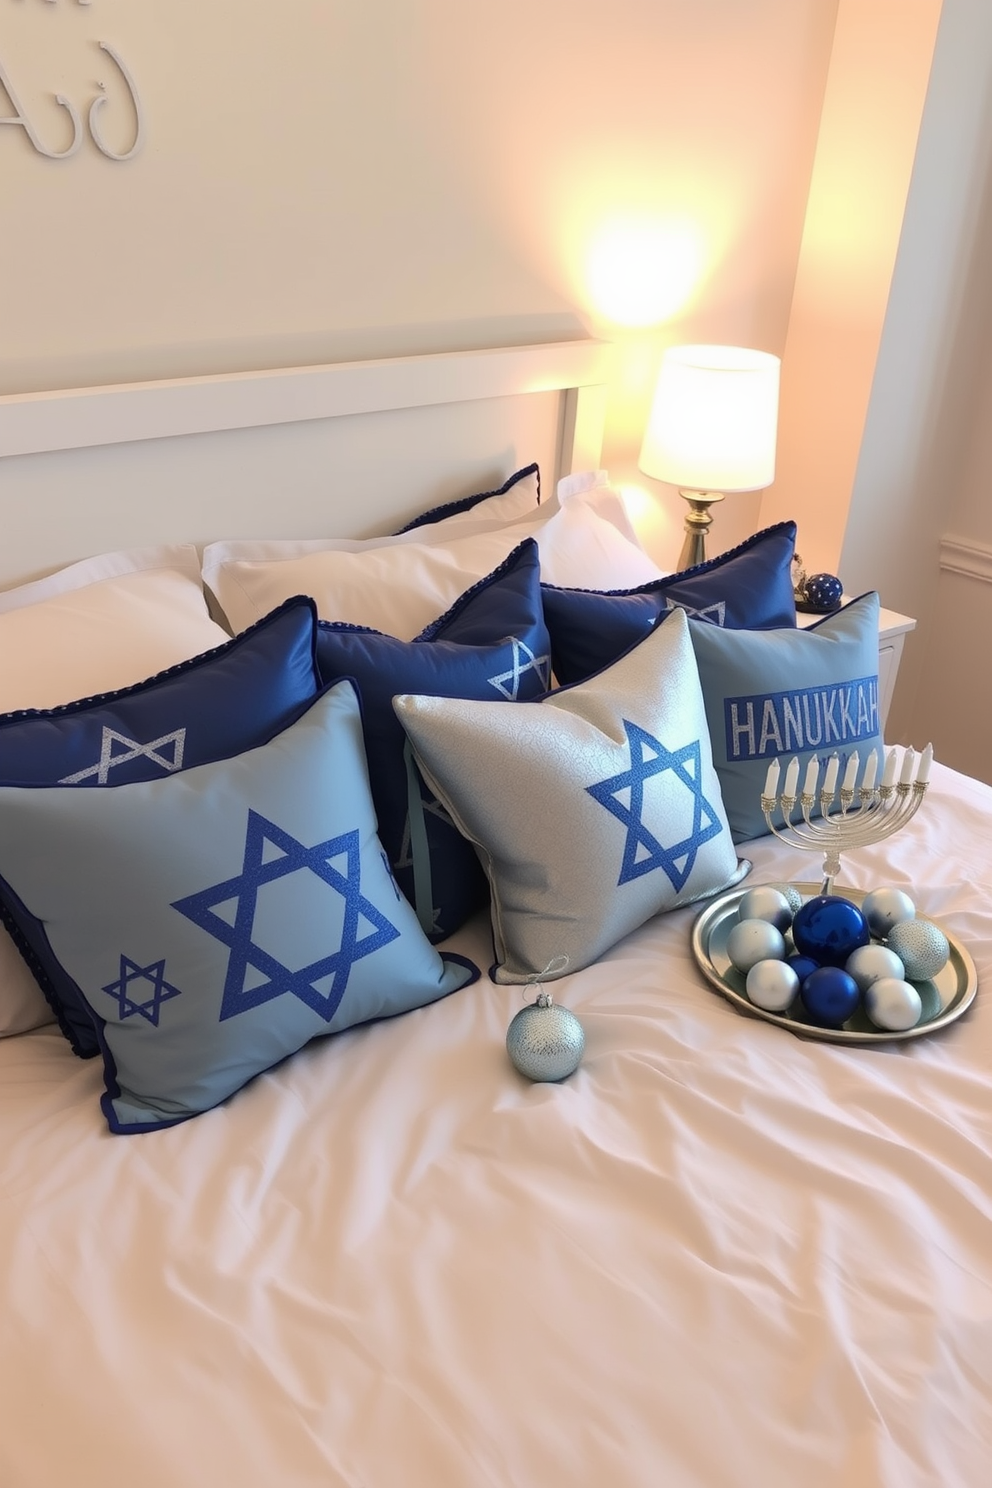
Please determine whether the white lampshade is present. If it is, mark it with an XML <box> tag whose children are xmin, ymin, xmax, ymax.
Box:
<box><xmin>639</xmin><ymin>344</ymin><xmax>780</xmax><ymax>493</ymax></box>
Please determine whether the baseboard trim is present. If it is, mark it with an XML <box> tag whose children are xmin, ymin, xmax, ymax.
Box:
<box><xmin>939</xmin><ymin>534</ymin><xmax>992</xmax><ymax>584</ymax></box>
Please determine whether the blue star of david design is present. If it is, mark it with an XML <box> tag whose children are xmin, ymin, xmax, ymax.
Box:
<box><xmin>488</xmin><ymin>636</ymin><xmax>551</xmax><ymax>699</ymax></box>
<box><xmin>172</xmin><ymin>812</ymin><xmax>399</xmax><ymax>1023</ymax></box>
<box><xmin>586</xmin><ymin>720</ymin><xmax>723</xmax><ymax>890</ymax></box>
<box><xmin>59</xmin><ymin>726</ymin><xmax>186</xmax><ymax>784</ymax></box>
<box><xmin>102</xmin><ymin>955</ymin><xmax>183</xmax><ymax>1025</ymax></box>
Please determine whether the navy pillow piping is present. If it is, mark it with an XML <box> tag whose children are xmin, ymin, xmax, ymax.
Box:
<box><xmin>0</xmin><ymin>593</ymin><xmax>320</xmax><ymax>730</ymax></box>
<box><xmin>393</xmin><ymin>463</ymin><xmax>541</xmax><ymax>535</ymax></box>
<box><xmin>539</xmin><ymin>520</ymin><xmax>797</xmax><ymax>598</ymax></box>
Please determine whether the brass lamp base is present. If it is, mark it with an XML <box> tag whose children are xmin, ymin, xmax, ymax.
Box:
<box><xmin>676</xmin><ymin>489</ymin><xmax>725</xmax><ymax>571</ymax></box>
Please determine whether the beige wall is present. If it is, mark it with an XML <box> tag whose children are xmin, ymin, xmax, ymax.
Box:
<box><xmin>3</xmin><ymin>2</ymin><xmax>836</xmax><ymax>535</ymax></box>
<box><xmin>839</xmin><ymin>0</ymin><xmax>992</xmax><ymax>781</ymax></box>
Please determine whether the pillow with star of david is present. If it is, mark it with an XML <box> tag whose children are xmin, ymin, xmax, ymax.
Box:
<box><xmin>688</xmin><ymin>590</ymin><xmax>883</xmax><ymax>844</ymax></box>
<box><xmin>0</xmin><ymin>596</ymin><xmax>323</xmax><ymax>1059</ymax></box>
<box><xmin>0</xmin><ymin>680</ymin><xmax>478</xmax><ymax>1133</ymax></box>
<box><xmin>541</xmin><ymin>521</ymin><xmax>799</xmax><ymax>686</ymax></box>
<box><xmin>316</xmin><ymin>539</ymin><xmax>551</xmax><ymax>942</ymax></box>
<box><xmin>394</xmin><ymin>607</ymin><xmax>744</xmax><ymax>984</ymax></box>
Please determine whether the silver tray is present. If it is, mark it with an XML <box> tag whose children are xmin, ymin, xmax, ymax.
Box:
<box><xmin>691</xmin><ymin>881</ymin><xmax>978</xmax><ymax>1044</ymax></box>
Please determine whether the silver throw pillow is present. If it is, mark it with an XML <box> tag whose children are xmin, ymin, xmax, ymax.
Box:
<box><xmin>394</xmin><ymin>607</ymin><xmax>743</xmax><ymax>982</ymax></box>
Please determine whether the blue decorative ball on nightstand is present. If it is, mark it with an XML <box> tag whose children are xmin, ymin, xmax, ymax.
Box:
<box><xmin>792</xmin><ymin>895</ymin><xmax>870</xmax><ymax>967</ymax></box>
<box><xmin>803</xmin><ymin>572</ymin><xmax>843</xmax><ymax>613</ymax></box>
<box><xmin>799</xmin><ymin>966</ymin><xmax>860</xmax><ymax>1028</ymax></box>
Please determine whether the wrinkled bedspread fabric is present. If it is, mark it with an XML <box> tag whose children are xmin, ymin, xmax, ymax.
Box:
<box><xmin>1</xmin><ymin>762</ymin><xmax>990</xmax><ymax>1488</ymax></box>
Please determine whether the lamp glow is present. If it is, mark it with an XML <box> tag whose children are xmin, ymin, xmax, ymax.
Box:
<box><xmin>639</xmin><ymin>344</ymin><xmax>780</xmax><ymax>569</ymax></box>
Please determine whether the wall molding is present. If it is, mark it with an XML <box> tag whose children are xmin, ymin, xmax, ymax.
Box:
<box><xmin>939</xmin><ymin>533</ymin><xmax>992</xmax><ymax>585</ymax></box>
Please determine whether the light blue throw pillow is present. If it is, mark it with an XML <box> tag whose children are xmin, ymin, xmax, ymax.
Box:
<box><xmin>688</xmin><ymin>592</ymin><xmax>883</xmax><ymax>843</ymax></box>
<box><xmin>394</xmin><ymin>608</ymin><xmax>744</xmax><ymax>984</ymax></box>
<box><xmin>0</xmin><ymin>682</ymin><xmax>477</xmax><ymax>1133</ymax></box>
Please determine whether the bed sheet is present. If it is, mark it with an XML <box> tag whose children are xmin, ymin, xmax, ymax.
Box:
<box><xmin>1</xmin><ymin>762</ymin><xmax>990</xmax><ymax>1488</ymax></box>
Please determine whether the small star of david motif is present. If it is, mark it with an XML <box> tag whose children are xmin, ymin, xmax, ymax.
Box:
<box><xmin>60</xmin><ymin>726</ymin><xmax>186</xmax><ymax>785</ymax></box>
<box><xmin>102</xmin><ymin>956</ymin><xmax>183</xmax><ymax>1025</ymax></box>
<box><xmin>586</xmin><ymin>720</ymin><xmax>723</xmax><ymax>890</ymax></box>
<box><xmin>666</xmin><ymin>599</ymin><xmax>727</xmax><ymax>627</ymax></box>
<box><xmin>488</xmin><ymin>636</ymin><xmax>551</xmax><ymax>699</ymax></box>
<box><xmin>172</xmin><ymin>811</ymin><xmax>400</xmax><ymax>1023</ymax></box>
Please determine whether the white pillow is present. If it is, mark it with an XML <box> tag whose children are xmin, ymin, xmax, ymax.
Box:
<box><xmin>0</xmin><ymin>546</ymin><xmax>230</xmax><ymax>713</ymax></box>
<box><xmin>204</xmin><ymin>487</ymin><xmax>664</xmax><ymax>638</ymax></box>
<box><xmin>0</xmin><ymin>934</ymin><xmax>55</xmax><ymax>1038</ymax></box>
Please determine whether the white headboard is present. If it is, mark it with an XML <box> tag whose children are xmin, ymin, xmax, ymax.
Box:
<box><xmin>0</xmin><ymin>341</ymin><xmax>612</xmax><ymax>589</ymax></box>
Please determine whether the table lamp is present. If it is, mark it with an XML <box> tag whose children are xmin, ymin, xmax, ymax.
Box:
<box><xmin>639</xmin><ymin>344</ymin><xmax>780</xmax><ymax>570</ymax></box>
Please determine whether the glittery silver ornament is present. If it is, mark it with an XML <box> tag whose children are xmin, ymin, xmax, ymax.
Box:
<box><xmin>886</xmin><ymin>918</ymin><xmax>950</xmax><ymax>981</ymax></box>
<box><xmin>864</xmin><ymin>976</ymin><xmax>923</xmax><ymax>1031</ymax></box>
<box><xmin>726</xmin><ymin>918</ymin><xmax>786</xmax><ymax>973</ymax></box>
<box><xmin>861</xmin><ymin>888</ymin><xmax>916</xmax><ymax>938</ymax></box>
<box><xmin>767</xmin><ymin>882</ymin><xmax>804</xmax><ymax>915</ymax></box>
<box><xmin>745</xmin><ymin>958</ymin><xmax>799</xmax><ymax>1011</ymax></box>
<box><xmin>738</xmin><ymin>886</ymin><xmax>794</xmax><ymax>933</ymax></box>
<box><xmin>845</xmin><ymin>942</ymin><xmax>905</xmax><ymax>992</ymax></box>
<box><xmin>506</xmin><ymin>992</ymin><xmax>585</xmax><ymax>1082</ymax></box>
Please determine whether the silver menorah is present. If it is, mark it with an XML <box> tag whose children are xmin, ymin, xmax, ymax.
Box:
<box><xmin>760</xmin><ymin>744</ymin><xmax>933</xmax><ymax>893</ymax></box>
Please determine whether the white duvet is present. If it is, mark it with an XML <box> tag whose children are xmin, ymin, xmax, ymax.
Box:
<box><xmin>1</xmin><ymin>762</ymin><xmax>991</xmax><ymax>1487</ymax></box>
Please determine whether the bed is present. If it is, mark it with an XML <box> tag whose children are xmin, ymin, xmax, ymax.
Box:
<box><xmin>1</xmin><ymin>343</ymin><xmax>991</xmax><ymax>1488</ymax></box>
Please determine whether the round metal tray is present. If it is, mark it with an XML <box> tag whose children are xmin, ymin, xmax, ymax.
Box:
<box><xmin>691</xmin><ymin>881</ymin><xmax>978</xmax><ymax>1044</ymax></box>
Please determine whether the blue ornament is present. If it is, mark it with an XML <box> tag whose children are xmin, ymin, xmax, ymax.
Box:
<box><xmin>506</xmin><ymin>992</ymin><xmax>585</xmax><ymax>1082</ymax></box>
<box><xmin>803</xmin><ymin>573</ymin><xmax>843</xmax><ymax>612</ymax></box>
<box><xmin>792</xmin><ymin>895</ymin><xmax>869</xmax><ymax>967</ymax></box>
<box><xmin>800</xmin><ymin>966</ymin><xmax>860</xmax><ymax>1028</ymax></box>
<box><xmin>786</xmin><ymin>953</ymin><xmax>820</xmax><ymax>983</ymax></box>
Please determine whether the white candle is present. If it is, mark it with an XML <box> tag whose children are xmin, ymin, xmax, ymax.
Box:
<box><xmin>899</xmin><ymin>746</ymin><xmax>916</xmax><ymax>786</ymax></box>
<box><xmin>917</xmin><ymin>742</ymin><xmax>934</xmax><ymax>785</ymax></box>
<box><xmin>823</xmin><ymin>754</ymin><xmax>839</xmax><ymax>795</ymax></box>
<box><xmin>802</xmin><ymin>757</ymin><xmax>820</xmax><ymax>796</ymax></box>
<box><xmin>881</xmin><ymin>748</ymin><xmax>898</xmax><ymax>789</ymax></box>
<box><xmin>763</xmin><ymin>758</ymin><xmax>780</xmax><ymax>799</ymax></box>
<box><xmin>783</xmin><ymin>756</ymin><xmax>800</xmax><ymax>798</ymax></box>
<box><xmin>862</xmin><ymin>750</ymin><xmax>878</xmax><ymax>792</ymax></box>
<box><xmin>842</xmin><ymin>751</ymin><xmax>860</xmax><ymax>793</ymax></box>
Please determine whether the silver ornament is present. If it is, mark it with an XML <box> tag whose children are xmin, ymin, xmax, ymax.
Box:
<box><xmin>862</xmin><ymin>887</ymin><xmax>916</xmax><ymax>938</ymax></box>
<box><xmin>506</xmin><ymin>992</ymin><xmax>585</xmax><ymax>1082</ymax></box>
<box><xmin>726</xmin><ymin>918</ymin><xmax>786</xmax><ymax>973</ymax></box>
<box><xmin>738</xmin><ymin>886</ymin><xmax>794</xmax><ymax>933</ymax></box>
<box><xmin>845</xmin><ymin>942</ymin><xmax>906</xmax><ymax>992</ymax></box>
<box><xmin>745</xmin><ymin>958</ymin><xmax>799</xmax><ymax>1012</ymax></box>
<box><xmin>865</xmin><ymin>976</ymin><xmax>923</xmax><ymax>1031</ymax></box>
<box><xmin>886</xmin><ymin>918</ymin><xmax>950</xmax><ymax>981</ymax></box>
<box><xmin>766</xmin><ymin>882</ymin><xmax>804</xmax><ymax>915</ymax></box>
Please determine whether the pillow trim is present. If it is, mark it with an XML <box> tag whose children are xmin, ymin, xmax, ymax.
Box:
<box><xmin>0</xmin><ymin>594</ymin><xmax>320</xmax><ymax>729</ymax></box>
<box><xmin>540</xmin><ymin>520</ymin><xmax>797</xmax><ymax>599</ymax></box>
<box><xmin>0</xmin><ymin>871</ymin><xmax>98</xmax><ymax>1055</ymax></box>
<box><xmin>393</xmin><ymin>463</ymin><xmax>541</xmax><ymax>534</ymax></box>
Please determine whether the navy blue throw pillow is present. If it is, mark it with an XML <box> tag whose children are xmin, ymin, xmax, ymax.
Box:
<box><xmin>316</xmin><ymin>539</ymin><xmax>550</xmax><ymax>940</ymax></box>
<box><xmin>0</xmin><ymin>596</ymin><xmax>322</xmax><ymax>1057</ymax></box>
<box><xmin>542</xmin><ymin>521</ymin><xmax>798</xmax><ymax>685</ymax></box>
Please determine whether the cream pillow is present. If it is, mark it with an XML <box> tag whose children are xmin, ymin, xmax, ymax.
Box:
<box><xmin>203</xmin><ymin>488</ymin><xmax>663</xmax><ymax>638</ymax></box>
<box><xmin>0</xmin><ymin>546</ymin><xmax>230</xmax><ymax>713</ymax></box>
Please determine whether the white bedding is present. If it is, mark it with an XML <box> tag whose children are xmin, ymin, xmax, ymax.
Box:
<box><xmin>1</xmin><ymin>761</ymin><xmax>990</xmax><ymax>1487</ymax></box>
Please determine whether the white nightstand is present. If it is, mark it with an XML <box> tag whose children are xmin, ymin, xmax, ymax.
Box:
<box><xmin>797</xmin><ymin>604</ymin><xmax>916</xmax><ymax>727</ymax></box>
